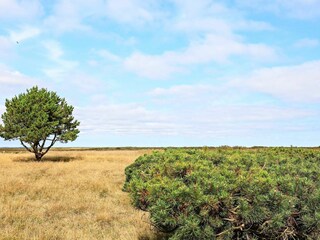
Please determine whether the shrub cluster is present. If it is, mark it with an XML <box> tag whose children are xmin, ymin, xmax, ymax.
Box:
<box><xmin>123</xmin><ymin>148</ymin><xmax>320</xmax><ymax>239</ymax></box>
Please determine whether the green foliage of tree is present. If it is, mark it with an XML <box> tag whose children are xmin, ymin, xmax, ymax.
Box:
<box><xmin>124</xmin><ymin>148</ymin><xmax>320</xmax><ymax>239</ymax></box>
<box><xmin>0</xmin><ymin>86</ymin><xmax>80</xmax><ymax>160</ymax></box>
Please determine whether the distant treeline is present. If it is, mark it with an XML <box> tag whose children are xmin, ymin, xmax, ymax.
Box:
<box><xmin>1</xmin><ymin>146</ymin><xmax>320</xmax><ymax>153</ymax></box>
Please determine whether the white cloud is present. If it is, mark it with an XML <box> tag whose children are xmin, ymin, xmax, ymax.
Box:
<box><xmin>0</xmin><ymin>65</ymin><xmax>36</xmax><ymax>85</ymax></box>
<box><xmin>235</xmin><ymin>20</ymin><xmax>275</xmax><ymax>31</ymax></box>
<box><xmin>43</xmin><ymin>40</ymin><xmax>64</xmax><ymax>60</ymax></box>
<box><xmin>150</xmin><ymin>84</ymin><xmax>218</xmax><ymax>99</ymax></box>
<box><xmin>148</xmin><ymin>82</ymin><xmax>313</xmax><ymax>123</ymax></box>
<box><xmin>238</xmin><ymin>60</ymin><xmax>320</xmax><ymax>102</ymax></box>
<box><xmin>75</xmin><ymin>103</ymin><xmax>177</xmax><ymax>135</ymax></box>
<box><xmin>43</xmin><ymin>66</ymin><xmax>75</xmax><ymax>81</ymax></box>
<box><xmin>236</xmin><ymin>0</ymin><xmax>320</xmax><ymax>19</ymax></box>
<box><xmin>0</xmin><ymin>36</ymin><xmax>13</xmax><ymax>59</ymax></box>
<box><xmin>124</xmin><ymin>52</ymin><xmax>183</xmax><ymax>79</ymax></box>
<box><xmin>294</xmin><ymin>38</ymin><xmax>319</xmax><ymax>48</ymax></box>
<box><xmin>0</xmin><ymin>0</ymin><xmax>43</xmax><ymax>20</ymax></box>
<box><xmin>43</xmin><ymin>0</ymin><xmax>103</xmax><ymax>33</ymax></box>
<box><xmin>97</xmin><ymin>49</ymin><xmax>121</xmax><ymax>62</ymax></box>
<box><xmin>105</xmin><ymin>0</ymin><xmax>155</xmax><ymax>24</ymax></box>
<box><xmin>172</xmin><ymin>105</ymin><xmax>312</xmax><ymax>139</ymax></box>
<box><xmin>279</xmin><ymin>0</ymin><xmax>320</xmax><ymax>19</ymax></box>
<box><xmin>74</xmin><ymin>100</ymin><xmax>313</xmax><ymax>139</ymax></box>
<box><xmin>120</xmin><ymin>0</ymin><xmax>277</xmax><ymax>81</ymax></box>
<box><xmin>171</xmin><ymin>0</ymin><xmax>274</xmax><ymax>33</ymax></box>
<box><xmin>9</xmin><ymin>26</ymin><xmax>41</xmax><ymax>42</ymax></box>
<box><xmin>44</xmin><ymin>0</ymin><xmax>273</xmax><ymax>36</ymax></box>
<box><xmin>40</xmin><ymin>43</ymin><xmax>107</xmax><ymax>93</ymax></box>
<box><xmin>200</xmin><ymin>105</ymin><xmax>311</xmax><ymax>123</ymax></box>
<box><xmin>42</xmin><ymin>40</ymin><xmax>78</xmax><ymax>80</ymax></box>
<box><xmin>44</xmin><ymin>0</ymin><xmax>159</xmax><ymax>33</ymax></box>
<box><xmin>67</xmin><ymin>72</ymin><xmax>108</xmax><ymax>93</ymax></box>
<box><xmin>0</xmin><ymin>25</ymin><xmax>40</xmax><ymax>61</ymax></box>
<box><xmin>148</xmin><ymin>84</ymin><xmax>235</xmax><ymax>106</ymax></box>
<box><xmin>0</xmin><ymin>65</ymin><xmax>38</xmax><ymax>101</ymax></box>
<box><xmin>183</xmin><ymin>104</ymin><xmax>313</xmax><ymax>138</ymax></box>
<box><xmin>124</xmin><ymin>34</ymin><xmax>277</xmax><ymax>79</ymax></box>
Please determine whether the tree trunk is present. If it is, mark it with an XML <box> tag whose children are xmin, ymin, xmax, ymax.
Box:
<box><xmin>35</xmin><ymin>152</ymin><xmax>43</xmax><ymax>161</ymax></box>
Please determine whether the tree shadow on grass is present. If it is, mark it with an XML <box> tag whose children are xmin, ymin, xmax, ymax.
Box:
<box><xmin>13</xmin><ymin>155</ymin><xmax>82</xmax><ymax>163</ymax></box>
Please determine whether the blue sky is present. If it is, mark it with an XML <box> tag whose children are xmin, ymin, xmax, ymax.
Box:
<box><xmin>0</xmin><ymin>0</ymin><xmax>320</xmax><ymax>147</ymax></box>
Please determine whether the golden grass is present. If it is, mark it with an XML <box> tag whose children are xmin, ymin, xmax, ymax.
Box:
<box><xmin>0</xmin><ymin>150</ymin><xmax>160</xmax><ymax>240</ymax></box>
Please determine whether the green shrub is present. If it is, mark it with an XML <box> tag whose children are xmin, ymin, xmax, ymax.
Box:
<box><xmin>123</xmin><ymin>148</ymin><xmax>320</xmax><ymax>239</ymax></box>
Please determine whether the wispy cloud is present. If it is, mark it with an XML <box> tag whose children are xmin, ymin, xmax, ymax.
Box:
<box><xmin>65</xmin><ymin>72</ymin><xmax>108</xmax><ymax>94</ymax></box>
<box><xmin>121</xmin><ymin>0</ymin><xmax>277</xmax><ymax>79</ymax></box>
<box><xmin>105</xmin><ymin>0</ymin><xmax>156</xmax><ymax>25</ymax></box>
<box><xmin>43</xmin><ymin>40</ymin><xmax>64</xmax><ymax>60</ymax></box>
<box><xmin>75</xmin><ymin>101</ymin><xmax>313</xmax><ymax>140</ymax></box>
<box><xmin>236</xmin><ymin>0</ymin><xmax>320</xmax><ymax>19</ymax></box>
<box><xmin>0</xmin><ymin>36</ymin><xmax>13</xmax><ymax>59</ymax></box>
<box><xmin>97</xmin><ymin>49</ymin><xmax>122</xmax><ymax>62</ymax></box>
<box><xmin>43</xmin><ymin>0</ymin><xmax>161</xmax><ymax>33</ymax></box>
<box><xmin>150</xmin><ymin>84</ymin><xmax>216</xmax><ymax>97</ymax></box>
<box><xmin>294</xmin><ymin>38</ymin><xmax>319</xmax><ymax>48</ymax></box>
<box><xmin>75</xmin><ymin>103</ymin><xmax>176</xmax><ymax>135</ymax></box>
<box><xmin>43</xmin><ymin>0</ymin><xmax>102</xmax><ymax>33</ymax></box>
<box><xmin>124</xmin><ymin>52</ymin><xmax>183</xmax><ymax>79</ymax></box>
<box><xmin>171</xmin><ymin>0</ymin><xmax>274</xmax><ymax>33</ymax></box>
<box><xmin>42</xmin><ymin>40</ymin><xmax>78</xmax><ymax>80</ymax></box>
<box><xmin>0</xmin><ymin>0</ymin><xmax>43</xmax><ymax>21</ymax></box>
<box><xmin>9</xmin><ymin>25</ymin><xmax>41</xmax><ymax>42</ymax></box>
<box><xmin>0</xmin><ymin>65</ymin><xmax>39</xmax><ymax>100</ymax></box>
<box><xmin>125</xmin><ymin>34</ymin><xmax>277</xmax><ymax>79</ymax></box>
<box><xmin>237</xmin><ymin>60</ymin><xmax>320</xmax><ymax>102</ymax></box>
<box><xmin>0</xmin><ymin>65</ymin><xmax>37</xmax><ymax>85</ymax></box>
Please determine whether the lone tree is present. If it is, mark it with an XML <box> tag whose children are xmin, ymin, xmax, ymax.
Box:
<box><xmin>0</xmin><ymin>86</ymin><xmax>80</xmax><ymax>160</ymax></box>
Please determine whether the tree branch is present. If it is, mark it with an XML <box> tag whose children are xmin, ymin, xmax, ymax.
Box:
<box><xmin>31</xmin><ymin>143</ymin><xmax>37</xmax><ymax>154</ymax></box>
<box><xmin>42</xmin><ymin>134</ymin><xmax>57</xmax><ymax>156</ymax></box>
<box><xmin>39</xmin><ymin>138</ymin><xmax>47</xmax><ymax>153</ymax></box>
<box><xmin>20</xmin><ymin>140</ymin><xmax>33</xmax><ymax>153</ymax></box>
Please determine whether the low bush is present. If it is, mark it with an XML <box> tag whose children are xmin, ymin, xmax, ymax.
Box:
<box><xmin>123</xmin><ymin>148</ymin><xmax>320</xmax><ymax>239</ymax></box>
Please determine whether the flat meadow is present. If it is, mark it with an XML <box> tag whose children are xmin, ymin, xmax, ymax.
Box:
<box><xmin>0</xmin><ymin>148</ymin><xmax>160</xmax><ymax>240</ymax></box>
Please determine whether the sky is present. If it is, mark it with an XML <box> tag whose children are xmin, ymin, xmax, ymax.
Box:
<box><xmin>0</xmin><ymin>0</ymin><xmax>320</xmax><ymax>147</ymax></box>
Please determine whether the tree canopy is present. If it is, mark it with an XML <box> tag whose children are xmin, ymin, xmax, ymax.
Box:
<box><xmin>0</xmin><ymin>86</ymin><xmax>80</xmax><ymax>160</ymax></box>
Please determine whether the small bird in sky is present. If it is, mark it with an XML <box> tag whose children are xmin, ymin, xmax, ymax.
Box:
<box><xmin>16</xmin><ymin>41</ymin><xmax>19</xmax><ymax>44</ymax></box>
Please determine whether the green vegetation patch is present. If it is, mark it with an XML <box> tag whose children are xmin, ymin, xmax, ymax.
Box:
<box><xmin>123</xmin><ymin>148</ymin><xmax>320</xmax><ymax>239</ymax></box>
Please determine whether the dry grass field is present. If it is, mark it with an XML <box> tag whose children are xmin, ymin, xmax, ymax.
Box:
<box><xmin>0</xmin><ymin>149</ymin><xmax>161</xmax><ymax>240</ymax></box>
